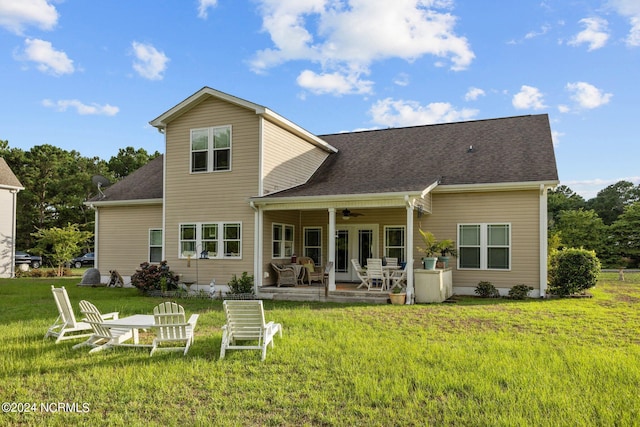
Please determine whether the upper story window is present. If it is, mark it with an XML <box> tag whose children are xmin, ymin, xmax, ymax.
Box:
<box><xmin>458</xmin><ymin>223</ymin><xmax>511</xmax><ymax>270</ymax></box>
<box><xmin>191</xmin><ymin>125</ymin><xmax>232</xmax><ymax>173</ymax></box>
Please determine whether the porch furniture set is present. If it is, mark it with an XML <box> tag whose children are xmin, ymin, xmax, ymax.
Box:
<box><xmin>352</xmin><ymin>258</ymin><xmax>407</xmax><ymax>292</ymax></box>
<box><xmin>46</xmin><ymin>286</ymin><xmax>282</xmax><ymax>360</ymax></box>
<box><xmin>271</xmin><ymin>257</ymin><xmax>332</xmax><ymax>287</ymax></box>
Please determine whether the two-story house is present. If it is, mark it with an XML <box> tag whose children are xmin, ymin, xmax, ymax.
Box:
<box><xmin>0</xmin><ymin>157</ymin><xmax>24</xmax><ymax>278</ymax></box>
<box><xmin>88</xmin><ymin>87</ymin><xmax>559</xmax><ymax>301</ymax></box>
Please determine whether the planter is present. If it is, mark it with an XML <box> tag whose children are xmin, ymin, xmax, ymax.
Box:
<box><xmin>422</xmin><ymin>257</ymin><xmax>437</xmax><ymax>270</ymax></box>
<box><xmin>389</xmin><ymin>292</ymin><xmax>406</xmax><ymax>305</ymax></box>
<box><xmin>438</xmin><ymin>256</ymin><xmax>450</xmax><ymax>268</ymax></box>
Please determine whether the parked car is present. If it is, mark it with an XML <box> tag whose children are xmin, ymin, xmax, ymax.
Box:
<box><xmin>15</xmin><ymin>251</ymin><xmax>42</xmax><ymax>269</ymax></box>
<box><xmin>71</xmin><ymin>252</ymin><xmax>95</xmax><ymax>268</ymax></box>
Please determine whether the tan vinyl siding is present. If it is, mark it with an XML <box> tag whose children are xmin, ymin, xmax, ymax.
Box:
<box><xmin>0</xmin><ymin>190</ymin><xmax>14</xmax><ymax>277</ymax></box>
<box><xmin>96</xmin><ymin>204</ymin><xmax>162</xmax><ymax>275</ymax></box>
<box><xmin>419</xmin><ymin>190</ymin><xmax>541</xmax><ymax>289</ymax></box>
<box><xmin>262</xmin><ymin>119</ymin><xmax>330</xmax><ymax>195</ymax></box>
<box><xmin>164</xmin><ymin>96</ymin><xmax>259</xmax><ymax>284</ymax></box>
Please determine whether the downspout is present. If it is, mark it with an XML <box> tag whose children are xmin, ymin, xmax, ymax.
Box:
<box><xmin>539</xmin><ymin>184</ymin><xmax>549</xmax><ymax>297</ymax></box>
<box><xmin>405</xmin><ymin>195</ymin><xmax>415</xmax><ymax>304</ymax></box>
<box><xmin>10</xmin><ymin>189</ymin><xmax>18</xmax><ymax>278</ymax></box>
<box><xmin>94</xmin><ymin>206</ymin><xmax>99</xmax><ymax>271</ymax></box>
<box><xmin>250</xmin><ymin>201</ymin><xmax>262</xmax><ymax>293</ymax></box>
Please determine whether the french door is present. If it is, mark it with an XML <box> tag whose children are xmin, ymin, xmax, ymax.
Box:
<box><xmin>334</xmin><ymin>225</ymin><xmax>378</xmax><ymax>282</ymax></box>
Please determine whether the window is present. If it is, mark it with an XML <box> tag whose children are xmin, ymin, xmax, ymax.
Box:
<box><xmin>458</xmin><ymin>223</ymin><xmax>511</xmax><ymax>270</ymax></box>
<box><xmin>303</xmin><ymin>227</ymin><xmax>322</xmax><ymax>265</ymax></box>
<box><xmin>190</xmin><ymin>125</ymin><xmax>231</xmax><ymax>173</ymax></box>
<box><xmin>180</xmin><ymin>222</ymin><xmax>241</xmax><ymax>259</ymax></box>
<box><xmin>384</xmin><ymin>226</ymin><xmax>405</xmax><ymax>263</ymax></box>
<box><xmin>272</xmin><ymin>223</ymin><xmax>294</xmax><ymax>258</ymax></box>
<box><xmin>149</xmin><ymin>229</ymin><xmax>163</xmax><ymax>263</ymax></box>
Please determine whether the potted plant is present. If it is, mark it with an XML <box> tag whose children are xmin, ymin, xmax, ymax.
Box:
<box><xmin>389</xmin><ymin>285</ymin><xmax>406</xmax><ymax>305</ymax></box>
<box><xmin>437</xmin><ymin>239</ymin><xmax>457</xmax><ymax>268</ymax></box>
<box><xmin>417</xmin><ymin>229</ymin><xmax>439</xmax><ymax>270</ymax></box>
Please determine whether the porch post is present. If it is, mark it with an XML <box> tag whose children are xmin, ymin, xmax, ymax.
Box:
<box><xmin>328</xmin><ymin>208</ymin><xmax>336</xmax><ymax>291</ymax></box>
<box><xmin>252</xmin><ymin>202</ymin><xmax>263</xmax><ymax>289</ymax></box>
<box><xmin>406</xmin><ymin>200</ymin><xmax>415</xmax><ymax>304</ymax></box>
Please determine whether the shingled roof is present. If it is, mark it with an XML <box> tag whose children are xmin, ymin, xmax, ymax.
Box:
<box><xmin>89</xmin><ymin>155</ymin><xmax>163</xmax><ymax>202</ymax></box>
<box><xmin>263</xmin><ymin>114</ymin><xmax>558</xmax><ymax>198</ymax></box>
<box><xmin>0</xmin><ymin>157</ymin><xmax>23</xmax><ymax>189</ymax></box>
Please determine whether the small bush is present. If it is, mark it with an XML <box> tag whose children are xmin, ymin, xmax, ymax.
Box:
<box><xmin>131</xmin><ymin>261</ymin><xmax>179</xmax><ymax>293</ymax></box>
<box><xmin>548</xmin><ymin>248</ymin><xmax>601</xmax><ymax>297</ymax></box>
<box><xmin>227</xmin><ymin>272</ymin><xmax>255</xmax><ymax>295</ymax></box>
<box><xmin>508</xmin><ymin>284</ymin><xmax>533</xmax><ymax>300</ymax></box>
<box><xmin>475</xmin><ymin>281</ymin><xmax>500</xmax><ymax>298</ymax></box>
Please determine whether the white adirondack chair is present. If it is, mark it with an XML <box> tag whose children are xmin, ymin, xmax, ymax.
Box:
<box><xmin>73</xmin><ymin>300</ymin><xmax>134</xmax><ymax>353</ymax></box>
<box><xmin>351</xmin><ymin>259</ymin><xmax>369</xmax><ymax>289</ymax></box>
<box><xmin>151</xmin><ymin>302</ymin><xmax>199</xmax><ymax>356</ymax></box>
<box><xmin>45</xmin><ymin>286</ymin><xmax>118</xmax><ymax>343</ymax></box>
<box><xmin>219</xmin><ymin>300</ymin><xmax>283</xmax><ymax>361</ymax></box>
<box><xmin>366</xmin><ymin>258</ymin><xmax>386</xmax><ymax>291</ymax></box>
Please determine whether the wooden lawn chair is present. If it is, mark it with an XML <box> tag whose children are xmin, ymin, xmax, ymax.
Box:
<box><xmin>351</xmin><ymin>259</ymin><xmax>369</xmax><ymax>289</ymax></box>
<box><xmin>366</xmin><ymin>258</ymin><xmax>386</xmax><ymax>291</ymax></box>
<box><xmin>219</xmin><ymin>300</ymin><xmax>283</xmax><ymax>361</ymax></box>
<box><xmin>45</xmin><ymin>286</ymin><xmax>118</xmax><ymax>343</ymax></box>
<box><xmin>72</xmin><ymin>300</ymin><xmax>135</xmax><ymax>353</ymax></box>
<box><xmin>151</xmin><ymin>302</ymin><xmax>199</xmax><ymax>356</ymax></box>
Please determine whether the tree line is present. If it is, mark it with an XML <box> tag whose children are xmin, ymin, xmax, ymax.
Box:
<box><xmin>0</xmin><ymin>140</ymin><xmax>159</xmax><ymax>253</ymax></box>
<box><xmin>549</xmin><ymin>181</ymin><xmax>640</xmax><ymax>268</ymax></box>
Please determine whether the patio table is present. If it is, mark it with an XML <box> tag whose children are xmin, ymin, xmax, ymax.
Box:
<box><xmin>101</xmin><ymin>314</ymin><xmax>155</xmax><ymax>346</ymax></box>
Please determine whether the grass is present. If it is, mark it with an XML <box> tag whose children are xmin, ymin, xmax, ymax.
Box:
<box><xmin>1</xmin><ymin>274</ymin><xmax>639</xmax><ymax>426</ymax></box>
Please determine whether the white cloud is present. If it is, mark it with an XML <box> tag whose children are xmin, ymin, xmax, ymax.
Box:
<box><xmin>42</xmin><ymin>99</ymin><xmax>119</xmax><ymax>116</ymax></box>
<box><xmin>251</xmin><ymin>0</ymin><xmax>474</xmax><ymax>93</ymax></box>
<box><xmin>131</xmin><ymin>41</ymin><xmax>169</xmax><ymax>80</ymax></box>
<box><xmin>525</xmin><ymin>24</ymin><xmax>551</xmax><ymax>39</ymax></box>
<box><xmin>0</xmin><ymin>0</ymin><xmax>58</xmax><ymax>34</ymax></box>
<box><xmin>512</xmin><ymin>85</ymin><xmax>546</xmax><ymax>110</ymax></box>
<box><xmin>568</xmin><ymin>17</ymin><xmax>609</xmax><ymax>51</ymax></box>
<box><xmin>558</xmin><ymin>104</ymin><xmax>570</xmax><ymax>113</ymax></box>
<box><xmin>464</xmin><ymin>87</ymin><xmax>485</xmax><ymax>101</ymax></box>
<box><xmin>393</xmin><ymin>72</ymin><xmax>410</xmax><ymax>87</ymax></box>
<box><xmin>563</xmin><ymin>176</ymin><xmax>640</xmax><ymax>200</ymax></box>
<box><xmin>296</xmin><ymin>69</ymin><xmax>373</xmax><ymax>95</ymax></box>
<box><xmin>608</xmin><ymin>0</ymin><xmax>640</xmax><ymax>46</ymax></box>
<box><xmin>369</xmin><ymin>98</ymin><xmax>478</xmax><ymax>127</ymax></box>
<box><xmin>551</xmin><ymin>130</ymin><xmax>564</xmax><ymax>147</ymax></box>
<box><xmin>566</xmin><ymin>81</ymin><xmax>612</xmax><ymax>109</ymax></box>
<box><xmin>20</xmin><ymin>38</ymin><xmax>74</xmax><ymax>76</ymax></box>
<box><xmin>197</xmin><ymin>0</ymin><xmax>218</xmax><ymax>19</ymax></box>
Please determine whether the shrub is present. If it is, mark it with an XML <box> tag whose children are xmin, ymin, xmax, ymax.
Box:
<box><xmin>227</xmin><ymin>272</ymin><xmax>255</xmax><ymax>295</ymax></box>
<box><xmin>508</xmin><ymin>284</ymin><xmax>533</xmax><ymax>300</ymax></box>
<box><xmin>548</xmin><ymin>248</ymin><xmax>601</xmax><ymax>297</ymax></box>
<box><xmin>475</xmin><ymin>281</ymin><xmax>500</xmax><ymax>298</ymax></box>
<box><xmin>131</xmin><ymin>261</ymin><xmax>179</xmax><ymax>293</ymax></box>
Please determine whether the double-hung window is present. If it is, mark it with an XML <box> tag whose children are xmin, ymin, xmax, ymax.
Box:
<box><xmin>149</xmin><ymin>229</ymin><xmax>163</xmax><ymax>263</ymax></box>
<box><xmin>191</xmin><ymin>125</ymin><xmax>231</xmax><ymax>173</ymax></box>
<box><xmin>458</xmin><ymin>223</ymin><xmax>511</xmax><ymax>270</ymax></box>
<box><xmin>303</xmin><ymin>227</ymin><xmax>322</xmax><ymax>265</ymax></box>
<box><xmin>272</xmin><ymin>223</ymin><xmax>294</xmax><ymax>259</ymax></box>
<box><xmin>384</xmin><ymin>226</ymin><xmax>405</xmax><ymax>264</ymax></box>
<box><xmin>180</xmin><ymin>222</ymin><xmax>241</xmax><ymax>259</ymax></box>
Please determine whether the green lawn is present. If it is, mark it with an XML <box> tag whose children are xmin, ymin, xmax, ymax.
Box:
<box><xmin>1</xmin><ymin>274</ymin><xmax>639</xmax><ymax>426</ymax></box>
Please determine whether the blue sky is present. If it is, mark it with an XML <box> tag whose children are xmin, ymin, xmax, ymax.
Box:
<box><xmin>1</xmin><ymin>0</ymin><xmax>638</xmax><ymax>199</ymax></box>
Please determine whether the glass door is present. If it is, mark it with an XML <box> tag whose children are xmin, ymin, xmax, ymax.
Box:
<box><xmin>335</xmin><ymin>225</ymin><xmax>378</xmax><ymax>282</ymax></box>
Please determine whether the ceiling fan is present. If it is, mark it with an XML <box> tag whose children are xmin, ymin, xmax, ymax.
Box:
<box><xmin>341</xmin><ymin>208</ymin><xmax>364</xmax><ymax>220</ymax></box>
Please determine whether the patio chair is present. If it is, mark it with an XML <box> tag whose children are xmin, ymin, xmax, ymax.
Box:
<box><xmin>271</xmin><ymin>263</ymin><xmax>297</xmax><ymax>287</ymax></box>
<box><xmin>351</xmin><ymin>259</ymin><xmax>369</xmax><ymax>289</ymax></box>
<box><xmin>72</xmin><ymin>300</ymin><xmax>135</xmax><ymax>353</ymax></box>
<box><xmin>219</xmin><ymin>300</ymin><xmax>283</xmax><ymax>361</ymax></box>
<box><xmin>150</xmin><ymin>302</ymin><xmax>199</xmax><ymax>356</ymax></box>
<box><xmin>45</xmin><ymin>286</ymin><xmax>119</xmax><ymax>343</ymax></box>
<box><xmin>389</xmin><ymin>266</ymin><xmax>408</xmax><ymax>291</ymax></box>
<box><xmin>300</xmin><ymin>258</ymin><xmax>323</xmax><ymax>285</ymax></box>
<box><xmin>366</xmin><ymin>258</ymin><xmax>386</xmax><ymax>292</ymax></box>
<box><xmin>385</xmin><ymin>257</ymin><xmax>398</xmax><ymax>267</ymax></box>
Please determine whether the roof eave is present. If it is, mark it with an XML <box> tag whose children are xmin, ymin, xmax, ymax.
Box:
<box><xmin>84</xmin><ymin>198</ymin><xmax>163</xmax><ymax>208</ymax></box>
<box><xmin>0</xmin><ymin>184</ymin><xmax>24</xmax><ymax>192</ymax></box>
<box><xmin>433</xmin><ymin>180</ymin><xmax>559</xmax><ymax>193</ymax></box>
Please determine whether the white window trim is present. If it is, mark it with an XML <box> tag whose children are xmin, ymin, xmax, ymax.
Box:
<box><xmin>384</xmin><ymin>225</ymin><xmax>406</xmax><ymax>262</ymax></box>
<box><xmin>179</xmin><ymin>222</ymin><xmax>242</xmax><ymax>260</ymax></box>
<box><xmin>457</xmin><ymin>223</ymin><xmax>511</xmax><ymax>271</ymax></box>
<box><xmin>190</xmin><ymin>125</ymin><xmax>232</xmax><ymax>174</ymax></box>
<box><xmin>149</xmin><ymin>228</ymin><xmax>163</xmax><ymax>264</ymax></box>
<box><xmin>272</xmin><ymin>223</ymin><xmax>294</xmax><ymax>259</ymax></box>
<box><xmin>303</xmin><ymin>226</ymin><xmax>323</xmax><ymax>266</ymax></box>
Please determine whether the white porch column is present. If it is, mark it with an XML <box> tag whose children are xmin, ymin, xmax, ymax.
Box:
<box><xmin>328</xmin><ymin>208</ymin><xmax>336</xmax><ymax>291</ymax></box>
<box><xmin>252</xmin><ymin>202</ymin><xmax>263</xmax><ymax>290</ymax></box>
<box><xmin>405</xmin><ymin>200</ymin><xmax>415</xmax><ymax>304</ymax></box>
